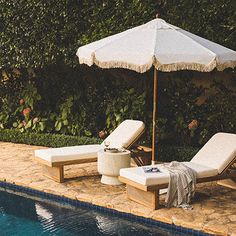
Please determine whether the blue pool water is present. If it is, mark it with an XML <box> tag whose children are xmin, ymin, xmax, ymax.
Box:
<box><xmin>0</xmin><ymin>188</ymin><xmax>188</xmax><ymax>236</ymax></box>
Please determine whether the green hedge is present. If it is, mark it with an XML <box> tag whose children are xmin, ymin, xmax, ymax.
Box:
<box><xmin>0</xmin><ymin>0</ymin><xmax>235</xmax><ymax>68</ymax></box>
<box><xmin>0</xmin><ymin>129</ymin><xmax>101</xmax><ymax>147</ymax></box>
<box><xmin>157</xmin><ymin>145</ymin><xmax>199</xmax><ymax>162</ymax></box>
<box><xmin>0</xmin><ymin>129</ymin><xmax>199</xmax><ymax>162</ymax></box>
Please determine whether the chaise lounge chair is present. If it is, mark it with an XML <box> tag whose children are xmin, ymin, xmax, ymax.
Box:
<box><xmin>119</xmin><ymin>132</ymin><xmax>236</xmax><ymax>209</ymax></box>
<box><xmin>35</xmin><ymin>120</ymin><xmax>145</xmax><ymax>183</ymax></box>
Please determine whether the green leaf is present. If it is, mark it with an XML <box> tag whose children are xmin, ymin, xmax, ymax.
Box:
<box><xmin>55</xmin><ymin>121</ymin><xmax>62</xmax><ymax>131</ymax></box>
<box><xmin>84</xmin><ymin>130</ymin><xmax>92</xmax><ymax>137</ymax></box>
<box><xmin>39</xmin><ymin>122</ymin><xmax>45</xmax><ymax>131</ymax></box>
<box><xmin>13</xmin><ymin>122</ymin><xmax>18</xmax><ymax>128</ymax></box>
<box><xmin>25</xmin><ymin>120</ymin><xmax>32</xmax><ymax>129</ymax></box>
<box><xmin>63</xmin><ymin>119</ymin><xmax>69</xmax><ymax>126</ymax></box>
<box><xmin>62</xmin><ymin>111</ymin><xmax>67</xmax><ymax>120</ymax></box>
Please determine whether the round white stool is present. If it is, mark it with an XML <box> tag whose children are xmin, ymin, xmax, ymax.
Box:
<box><xmin>97</xmin><ymin>149</ymin><xmax>131</xmax><ymax>185</ymax></box>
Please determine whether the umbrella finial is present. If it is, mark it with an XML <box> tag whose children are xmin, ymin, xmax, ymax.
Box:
<box><xmin>156</xmin><ymin>13</ymin><xmax>160</xmax><ymax>18</ymax></box>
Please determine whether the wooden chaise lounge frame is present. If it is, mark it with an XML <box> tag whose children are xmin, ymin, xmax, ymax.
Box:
<box><xmin>35</xmin><ymin>128</ymin><xmax>146</xmax><ymax>183</ymax></box>
<box><xmin>119</xmin><ymin>157</ymin><xmax>236</xmax><ymax>210</ymax></box>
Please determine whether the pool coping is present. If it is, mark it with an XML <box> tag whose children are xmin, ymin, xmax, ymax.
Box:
<box><xmin>0</xmin><ymin>180</ymin><xmax>213</xmax><ymax>236</ymax></box>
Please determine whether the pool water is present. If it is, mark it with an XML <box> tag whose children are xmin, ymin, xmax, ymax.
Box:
<box><xmin>0</xmin><ymin>189</ymin><xmax>185</xmax><ymax>236</ymax></box>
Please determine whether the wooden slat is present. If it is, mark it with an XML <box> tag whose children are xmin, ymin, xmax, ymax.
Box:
<box><xmin>118</xmin><ymin>176</ymin><xmax>148</xmax><ymax>191</ymax></box>
<box><xmin>127</xmin><ymin>185</ymin><xmax>159</xmax><ymax>210</ymax></box>
<box><xmin>218</xmin><ymin>159</ymin><xmax>236</xmax><ymax>189</ymax></box>
<box><xmin>131</xmin><ymin>145</ymin><xmax>152</xmax><ymax>166</ymax></box>
<box><xmin>35</xmin><ymin>156</ymin><xmax>97</xmax><ymax>167</ymax></box>
<box><xmin>35</xmin><ymin>157</ymin><xmax>53</xmax><ymax>167</ymax></box>
<box><xmin>43</xmin><ymin>165</ymin><xmax>64</xmax><ymax>183</ymax></box>
<box><xmin>51</xmin><ymin>157</ymin><xmax>97</xmax><ymax>167</ymax></box>
<box><xmin>217</xmin><ymin>179</ymin><xmax>236</xmax><ymax>190</ymax></box>
<box><xmin>119</xmin><ymin>173</ymin><xmax>234</xmax><ymax>192</ymax></box>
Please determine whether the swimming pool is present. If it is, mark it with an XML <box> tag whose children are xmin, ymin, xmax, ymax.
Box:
<box><xmin>0</xmin><ymin>188</ymin><xmax>187</xmax><ymax>236</ymax></box>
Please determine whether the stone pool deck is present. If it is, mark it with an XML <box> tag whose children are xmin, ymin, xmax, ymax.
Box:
<box><xmin>0</xmin><ymin>142</ymin><xmax>236</xmax><ymax>236</ymax></box>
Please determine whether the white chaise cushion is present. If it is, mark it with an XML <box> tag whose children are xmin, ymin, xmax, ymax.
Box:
<box><xmin>102</xmin><ymin>119</ymin><xmax>145</xmax><ymax>149</ymax></box>
<box><xmin>190</xmin><ymin>132</ymin><xmax>236</xmax><ymax>174</ymax></box>
<box><xmin>35</xmin><ymin>119</ymin><xmax>145</xmax><ymax>164</ymax></box>
<box><xmin>120</xmin><ymin>162</ymin><xmax>218</xmax><ymax>186</ymax></box>
<box><xmin>35</xmin><ymin>144</ymin><xmax>102</xmax><ymax>163</ymax></box>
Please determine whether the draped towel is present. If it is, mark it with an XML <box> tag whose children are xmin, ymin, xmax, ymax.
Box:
<box><xmin>163</xmin><ymin>161</ymin><xmax>197</xmax><ymax>208</ymax></box>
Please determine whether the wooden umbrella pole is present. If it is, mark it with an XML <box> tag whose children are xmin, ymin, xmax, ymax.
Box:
<box><xmin>152</xmin><ymin>68</ymin><xmax>157</xmax><ymax>165</ymax></box>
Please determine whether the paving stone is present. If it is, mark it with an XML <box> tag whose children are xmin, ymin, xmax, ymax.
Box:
<box><xmin>203</xmin><ymin>220</ymin><xmax>229</xmax><ymax>235</ymax></box>
<box><xmin>229</xmin><ymin>215</ymin><xmax>236</xmax><ymax>222</ymax></box>
<box><xmin>228</xmin><ymin>223</ymin><xmax>236</xmax><ymax>236</ymax></box>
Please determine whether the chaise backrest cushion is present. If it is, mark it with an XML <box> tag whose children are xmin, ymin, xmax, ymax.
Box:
<box><xmin>190</xmin><ymin>133</ymin><xmax>236</xmax><ymax>174</ymax></box>
<box><xmin>102</xmin><ymin>120</ymin><xmax>145</xmax><ymax>149</ymax></box>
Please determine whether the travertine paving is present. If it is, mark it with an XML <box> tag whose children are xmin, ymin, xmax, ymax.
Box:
<box><xmin>0</xmin><ymin>142</ymin><xmax>235</xmax><ymax>235</ymax></box>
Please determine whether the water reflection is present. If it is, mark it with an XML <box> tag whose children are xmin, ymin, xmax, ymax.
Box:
<box><xmin>0</xmin><ymin>189</ymin><xmax>181</xmax><ymax>236</ymax></box>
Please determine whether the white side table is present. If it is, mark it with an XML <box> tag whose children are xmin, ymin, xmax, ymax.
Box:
<box><xmin>97</xmin><ymin>149</ymin><xmax>131</xmax><ymax>185</ymax></box>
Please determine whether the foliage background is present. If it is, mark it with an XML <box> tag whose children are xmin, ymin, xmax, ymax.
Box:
<box><xmin>0</xmin><ymin>0</ymin><xmax>236</xmax><ymax>147</ymax></box>
<box><xmin>0</xmin><ymin>0</ymin><xmax>235</xmax><ymax>67</ymax></box>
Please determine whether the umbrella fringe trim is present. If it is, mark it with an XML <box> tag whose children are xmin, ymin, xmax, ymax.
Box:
<box><xmin>79</xmin><ymin>57</ymin><xmax>153</xmax><ymax>73</ymax></box>
<box><xmin>154</xmin><ymin>59</ymin><xmax>236</xmax><ymax>72</ymax></box>
<box><xmin>79</xmin><ymin>57</ymin><xmax>236</xmax><ymax>73</ymax></box>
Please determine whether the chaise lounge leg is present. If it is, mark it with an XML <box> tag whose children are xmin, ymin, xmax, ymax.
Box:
<box><xmin>43</xmin><ymin>165</ymin><xmax>64</xmax><ymax>183</ymax></box>
<box><xmin>217</xmin><ymin>163</ymin><xmax>236</xmax><ymax>190</ymax></box>
<box><xmin>217</xmin><ymin>178</ymin><xmax>236</xmax><ymax>190</ymax></box>
<box><xmin>126</xmin><ymin>185</ymin><xmax>160</xmax><ymax>210</ymax></box>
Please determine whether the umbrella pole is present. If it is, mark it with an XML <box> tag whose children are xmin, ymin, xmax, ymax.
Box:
<box><xmin>152</xmin><ymin>68</ymin><xmax>157</xmax><ymax>165</ymax></box>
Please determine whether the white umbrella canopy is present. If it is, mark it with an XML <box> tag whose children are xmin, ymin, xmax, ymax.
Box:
<box><xmin>77</xmin><ymin>18</ymin><xmax>236</xmax><ymax>73</ymax></box>
<box><xmin>76</xmin><ymin>18</ymin><xmax>236</xmax><ymax>164</ymax></box>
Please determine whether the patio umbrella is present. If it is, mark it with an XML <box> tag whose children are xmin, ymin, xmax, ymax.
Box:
<box><xmin>76</xmin><ymin>18</ymin><xmax>236</xmax><ymax>165</ymax></box>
